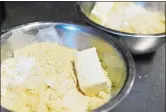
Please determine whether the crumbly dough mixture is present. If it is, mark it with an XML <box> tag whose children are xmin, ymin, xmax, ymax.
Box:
<box><xmin>90</xmin><ymin>2</ymin><xmax>165</xmax><ymax>34</ymax></box>
<box><xmin>1</xmin><ymin>42</ymin><xmax>111</xmax><ymax>112</ymax></box>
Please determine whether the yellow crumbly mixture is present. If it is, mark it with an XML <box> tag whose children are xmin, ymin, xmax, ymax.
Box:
<box><xmin>90</xmin><ymin>2</ymin><xmax>165</xmax><ymax>34</ymax></box>
<box><xmin>1</xmin><ymin>42</ymin><xmax>111</xmax><ymax>112</ymax></box>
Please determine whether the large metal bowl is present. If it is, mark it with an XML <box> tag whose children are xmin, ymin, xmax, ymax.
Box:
<box><xmin>76</xmin><ymin>2</ymin><xmax>166</xmax><ymax>55</ymax></box>
<box><xmin>1</xmin><ymin>22</ymin><xmax>135</xmax><ymax>112</ymax></box>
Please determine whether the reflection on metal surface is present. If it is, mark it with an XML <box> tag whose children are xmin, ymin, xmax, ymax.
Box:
<box><xmin>1</xmin><ymin>22</ymin><xmax>135</xmax><ymax>112</ymax></box>
<box><xmin>76</xmin><ymin>2</ymin><xmax>166</xmax><ymax>55</ymax></box>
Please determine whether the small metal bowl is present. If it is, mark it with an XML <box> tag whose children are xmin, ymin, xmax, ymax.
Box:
<box><xmin>1</xmin><ymin>22</ymin><xmax>135</xmax><ymax>112</ymax></box>
<box><xmin>76</xmin><ymin>2</ymin><xmax>166</xmax><ymax>55</ymax></box>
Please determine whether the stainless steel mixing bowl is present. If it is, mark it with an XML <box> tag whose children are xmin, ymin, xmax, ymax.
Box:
<box><xmin>76</xmin><ymin>2</ymin><xmax>166</xmax><ymax>55</ymax></box>
<box><xmin>1</xmin><ymin>22</ymin><xmax>135</xmax><ymax>112</ymax></box>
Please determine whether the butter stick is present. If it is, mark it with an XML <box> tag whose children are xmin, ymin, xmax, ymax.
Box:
<box><xmin>75</xmin><ymin>47</ymin><xmax>108</xmax><ymax>96</ymax></box>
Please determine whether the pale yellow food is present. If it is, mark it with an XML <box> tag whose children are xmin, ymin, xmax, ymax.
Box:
<box><xmin>90</xmin><ymin>2</ymin><xmax>165</xmax><ymax>34</ymax></box>
<box><xmin>1</xmin><ymin>42</ymin><xmax>111</xmax><ymax>112</ymax></box>
<box><xmin>75</xmin><ymin>47</ymin><xmax>111</xmax><ymax>96</ymax></box>
<box><xmin>89</xmin><ymin>2</ymin><xmax>115</xmax><ymax>25</ymax></box>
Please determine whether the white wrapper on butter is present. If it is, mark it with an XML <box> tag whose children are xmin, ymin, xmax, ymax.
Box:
<box><xmin>75</xmin><ymin>47</ymin><xmax>108</xmax><ymax>96</ymax></box>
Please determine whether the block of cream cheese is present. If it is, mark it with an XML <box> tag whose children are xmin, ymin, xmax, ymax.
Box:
<box><xmin>75</xmin><ymin>47</ymin><xmax>108</xmax><ymax>96</ymax></box>
<box><xmin>89</xmin><ymin>2</ymin><xmax>115</xmax><ymax>25</ymax></box>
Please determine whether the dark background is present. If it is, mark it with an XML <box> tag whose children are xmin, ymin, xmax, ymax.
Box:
<box><xmin>0</xmin><ymin>2</ymin><xmax>165</xmax><ymax>112</ymax></box>
<box><xmin>1</xmin><ymin>2</ymin><xmax>85</xmax><ymax>30</ymax></box>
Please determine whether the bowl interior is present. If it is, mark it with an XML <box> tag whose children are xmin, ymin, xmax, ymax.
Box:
<box><xmin>80</xmin><ymin>2</ymin><xmax>165</xmax><ymax>16</ymax></box>
<box><xmin>77</xmin><ymin>2</ymin><xmax>165</xmax><ymax>36</ymax></box>
<box><xmin>1</xmin><ymin>22</ymin><xmax>135</xmax><ymax>111</ymax></box>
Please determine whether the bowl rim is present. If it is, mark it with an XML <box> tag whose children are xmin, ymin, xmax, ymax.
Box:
<box><xmin>1</xmin><ymin>22</ymin><xmax>136</xmax><ymax>112</ymax></box>
<box><xmin>75</xmin><ymin>2</ymin><xmax>166</xmax><ymax>38</ymax></box>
